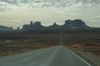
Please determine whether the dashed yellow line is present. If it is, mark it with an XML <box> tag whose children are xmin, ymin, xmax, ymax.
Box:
<box><xmin>30</xmin><ymin>61</ymin><xmax>36</xmax><ymax>65</ymax></box>
<box><xmin>29</xmin><ymin>54</ymin><xmax>47</xmax><ymax>65</ymax></box>
<box><xmin>44</xmin><ymin>54</ymin><xmax>47</xmax><ymax>56</ymax></box>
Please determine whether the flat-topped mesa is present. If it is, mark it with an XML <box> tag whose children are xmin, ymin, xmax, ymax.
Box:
<box><xmin>65</xmin><ymin>19</ymin><xmax>85</xmax><ymax>25</ymax></box>
<box><xmin>30</xmin><ymin>21</ymin><xmax>42</xmax><ymax>26</ymax></box>
<box><xmin>72</xmin><ymin>19</ymin><xmax>85</xmax><ymax>24</ymax></box>
<box><xmin>33</xmin><ymin>21</ymin><xmax>41</xmax><ymax>26</ymax></box>
<box><xmin>30</xmin><ymin>21</ymin><xmax>44</xmax><ymax>29</ymax></box>
<box><xmin>62</xmin><ymin>19</ymin><xmax>89</xmax><ymax>29</ymax></box>
<box><xmin>22</xmin><ymin>19</ymin><xmax>90</xmax><ymax>30</ymax></box>
<box><xmin>0</xmin><ymin>25</ymin><xmax>13</xmax><ymax>30</ymax></box>
<box><xmin>65</xmin><ymin>19</ymin><xmax>72</xmax><ymax>24</ymax></box>
<box><xmin>23</xmin><ymin>21</ymin><xmax>44</xmax><ymax>30</ymax></box>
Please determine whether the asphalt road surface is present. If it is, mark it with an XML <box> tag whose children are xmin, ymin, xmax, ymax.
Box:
<box><xmin>0</xmin><ymin>46</ymin><xmax>96</xmax><ymax>66</ymax></box>
<box><xmin>0</xmin><ymin>31</ymin><xmax>96</xmax><ymax>66</ymax></box>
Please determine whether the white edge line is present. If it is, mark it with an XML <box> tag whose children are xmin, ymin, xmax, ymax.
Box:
<box><xmin>67</xmin><ymin>49</ymin><xmax>92</xmax><ymax>66</ymax></box>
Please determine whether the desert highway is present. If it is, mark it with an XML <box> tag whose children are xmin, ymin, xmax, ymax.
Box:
<box><xmin>0</xmin><ymin>31</ymin><xmax>96</xmax><ymax>66</ymax></box>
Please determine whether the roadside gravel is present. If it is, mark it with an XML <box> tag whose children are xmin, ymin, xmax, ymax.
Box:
<box><xmin>77</xmin><ymin>51</ymin><xmax>100</xmax><ymax>66</ymax></box>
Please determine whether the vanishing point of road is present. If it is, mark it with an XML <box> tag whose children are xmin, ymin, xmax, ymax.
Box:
<box><xmin>0</xmin><ymin>31</ymin><xmax>96</xmax><ymax>66</ymax></box>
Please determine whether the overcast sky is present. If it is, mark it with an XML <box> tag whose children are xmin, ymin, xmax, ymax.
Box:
<box><xmin>0</xmin><ymin>0</ymin><xmax>100</xmax><ymax>29</ymax></box>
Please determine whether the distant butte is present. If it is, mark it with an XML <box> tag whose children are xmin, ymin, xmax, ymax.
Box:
<box><xmin>22</xmin><ymin>19</ymin><xmax>90</xmax><ymax>30</ymax></box>
<box><xmin>0</xmin><ymin>25</ymin><xmax>13</xmax><ymax>30</ymax></box>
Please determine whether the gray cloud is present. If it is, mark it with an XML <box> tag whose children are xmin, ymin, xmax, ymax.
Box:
<box><xmin>21</xmin><ymin>0</ymin><xmax>100</xmax><ymax>8</ymax></box>
<box><xmin>0</xmin><ymin>0</ymin><xmax>18</xmax><ymax>4</ymax></box>
<box><xmin>0</xmin><ymin>4</ymin><xmax>6</xmax><ymax>6</ymax></box>
<box><xmin>0</xmin><ymin>0</ymin><xmax>100</xmax><ymax>12</ymax></box>
<box><xmin>1</xmin><ymin>0</ymin><xmax>100</xmax><ymax>5</ymax></box>
<box><xmin>0</xmin><ymin>8</ymin><xmax>6</xmax><ymax>12</ymax></box>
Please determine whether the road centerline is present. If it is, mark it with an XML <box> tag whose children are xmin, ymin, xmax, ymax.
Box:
<box><xmin>23</xmin><ymin>57</ymin><xmax>33</xmax><ymax>61</ymax></box>
<box><xmin>44</xmin><ymin>54</ymin><xmax>47</xmax><ymax>56</ymax></box>
<box><xmin>30</xmin><ymin>61</ymin><xmax>36</xmax><ymax>65</ymax></box>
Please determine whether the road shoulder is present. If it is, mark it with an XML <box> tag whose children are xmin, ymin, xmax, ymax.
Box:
<box><xmin>76</xmin><ymin>51</ymin><xmax>100</xmax><ymax>66</ymax></box>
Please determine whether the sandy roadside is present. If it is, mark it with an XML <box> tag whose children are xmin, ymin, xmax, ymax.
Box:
<box><xmin>77</xmin><ymin>51</ymin><xmax>100</xmax><ymax>66</ymax></box>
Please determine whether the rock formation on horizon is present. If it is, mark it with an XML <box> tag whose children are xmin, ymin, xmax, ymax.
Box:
<box><xmin>22</xmin><ymin>19</ymin><xmax>90</xmax><ymax>30</ymax></box>
<box><xmin>47</xmin><ymin>22</ymin><xmax>60</xmax><ymax>29</ymax></box>
<box><xmin>0</xmin><ymin>25</ymin><xmax>13</xmax><ymax>30</ymax></box>
<box><xmin>61</xmin><ymin>19</ymin><xmax>90</xmax><ymax>29</ymax></box>
<box><xmin>17</xmin><ymin>27</ymin><xmax>20</xmax><ymax>30</ymax></box>
<box><xmin>23</xmin><ymin>21</ymin><xmax>44</xmax><ymax>30</ymax></box>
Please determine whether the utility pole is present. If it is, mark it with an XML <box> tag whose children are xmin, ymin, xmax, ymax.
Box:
<box><xmin>60</xmin><ymin>31</ymin><xmax>63</xmax><ymax>46</ymax></box>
